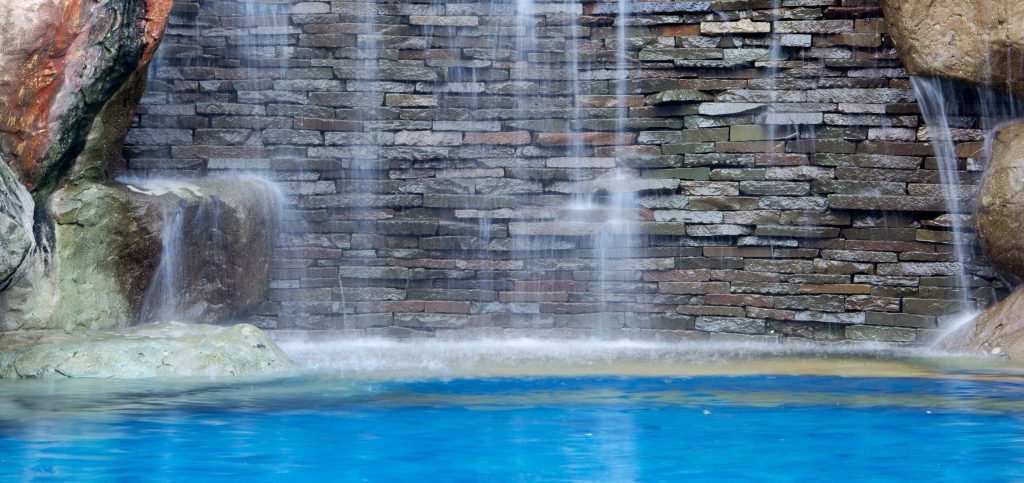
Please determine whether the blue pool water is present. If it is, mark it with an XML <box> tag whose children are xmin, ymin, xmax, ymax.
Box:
<box><xmin>2</xmin><ymin>375</ymin><xmax>1024</xmax><ymax>481</ymax></box>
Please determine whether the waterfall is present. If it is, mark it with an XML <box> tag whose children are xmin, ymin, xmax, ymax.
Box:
<box><xmin>912</xmin><ymin>78</ymin><xmax>1024</xmax><ymax>343</ymax></box>
<box><xmin>591</xmin><ymin>0</ymin><xmax>638</xmax><ymax>315</ymax></box>
<box><xmin>130</xmin><ymin>177</ymin><xmax>285</xmax><ymax>324</ymax></box>
<box><xmin>764</xmin><ymin>0</ymin><xmax>783</xmax><ymax>144</ymax></box>
<box><xmin>237</xmin><ymin>1</ymin><xmax>292</xmax><ymax>147</ymax></box>
<box><xmin>140</xmin><ymin>192</ymin><xmax>199</xmax><ymax>323</ymax></box>
<box><xmin>353</xmin><ymin>0</ymin><xmax>381</xmax><ymax>174</ymax></box>
<box><xmin>910</xmin><ymin>77</ymin><xmax>976</xmax><ymax>325</ymax></box>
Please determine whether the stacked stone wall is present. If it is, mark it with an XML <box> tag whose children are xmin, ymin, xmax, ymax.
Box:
<box><xmin>124</xmin><ymin>0</ymin><xmax>1004</xmax><ymax>342</ymax></box>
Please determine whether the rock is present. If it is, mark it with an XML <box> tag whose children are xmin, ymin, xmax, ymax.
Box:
<box><xmin>880</xmin><ymin>0</ymin><xmax>1024</xmax><ymax>97</ymax></box>
<box><xmin>126</xmin><ymin>178</ymin><xmax>282</xmax><ymax>324</ymax></box>
<box><xmin>700</xmin><ymin>19</ymin><xmax>771</xmax><ymax>35</ymax></box>
<box><xmin>976</xmin><ymin>122</ymin><xmax>1024</xmax><ymax>283</ymax></box>
<box><xmin>0</xmin><ymin>177</ymin><xmax>281</xmax><ymax>330</ymax></box>
<box><xmin>0</xmin><ymin>0</ymin><xmax>175</xmax><ymax>330</ymax></box>
<box><xmin>0</xmin><ymin>157</ymin><xmax>34</xmax><ymax>290</ymax></box>
<box><xmin>0</xmin><ymin>0</ymin><xmax>172</xmax><ymax>193</ymax></box>
<box><xmin>645</xmin><ymin>90</ymin><xmax>714</xmax><ymax>105</ymax></box>
<box><xmin>549</xmin><ymin>177</ymin><xmax>679</xmax><ymax>195</ymax></box>
<box><xmin>0</xmin><ymin>322</ymin><xmax>295</xmax><ymax>379</ymax></box>
<box><xmin>1</xmin><ymin>181</ymin><xmax>162</xmax><ymax>331</ymax></box>
<box><xmin>936</xmin><ymin>287</ymin><xmax>1024</xmax><ymax>361</ymax></box>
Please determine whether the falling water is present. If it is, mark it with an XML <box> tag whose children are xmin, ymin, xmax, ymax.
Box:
<box><xmin>237</xmin><ymin>1</ymin><xmax>292</xmax><ymax>146</ymax></box>
<box><xmin>140</xmin><ymin>193</ymin><xmax>194</xmax><ymax>323</ymax></box>
<box><xmin>764</xmin><ymin>0</ymin><xmax>783</xmax><ymax>144</ymax></box>
<box><xmin>352</xmin><ymin>0</ymin><xmax>382</xmax><ymax>174</ymax></box>
<box><xmin>910</xmin><ymin>77</ymin><xmax>975</xmax><ymax>320</ymax></box>
<box><xmin>595</xmin><ymin>0</ymin><xmax>638</xmax><ymax>309</ymax></box>
<box><xmin>913</xmin><ymin>77</ymin><xmax>1024</xmax><ymax>344</ymax></box>
<box><xmin>131</xmin><ymin>177</ymin><xmax>286</xmax><ymax>323</ymax></box>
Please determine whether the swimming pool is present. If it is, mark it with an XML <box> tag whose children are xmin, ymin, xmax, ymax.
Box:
<box><xmin>2</xmin><ymin>372</ymin><xmax>1023</xmax><ymax>481</ymax></box>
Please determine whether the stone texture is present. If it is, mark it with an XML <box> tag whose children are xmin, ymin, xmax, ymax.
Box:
<box><xmin>0</xmin><ymin>323</ymin><xmax>294</xmax><ymax>378</ymax></box>
<box><xmin>0</xmin><ymin>158</ymin><xmax>34</xmax><ymax>290</ymax></box>
<box><xmin>0</xmin><ymin>0</ymin><xmax>171</xmax><ymax>194</ymax></box>
<box><xmin>880</xmin><ymin>0</ymin><xmax>1024</xmax><ymax>97</ymax></box>
<box><xmin>937</xmin><ymin>287</ymin><xmax>1024</xmax><ymax>360</ymax></box>
<box><xmin>0</xmin><ymin>178</ymin><xmax>280</xmax><ymax>330</ymax></box>
<box><xmin>975</xmin><ymin>121</ymin><xmax>1024</xmax><ymax>283</ymax></box>
<box><xmin>110</xmin><ymin>0</ymin><xmax>1004</xmax><ymax>341</ymax></box>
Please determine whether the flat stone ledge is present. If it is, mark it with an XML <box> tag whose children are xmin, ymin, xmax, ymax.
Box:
<box><xmin>0</xmin><ymin>323</ymin><xmax>295</xmax><ymax>379</ymax></box>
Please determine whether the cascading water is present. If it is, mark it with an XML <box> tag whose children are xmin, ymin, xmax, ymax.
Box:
<box><xmin>591</xmin><ymin>0</ymin><xmax>638</xmax><ymax>314</ymax></box>
<box><xmin>764</xmin><ymin>0</ymin><xmax>783</xmax><ymax>144</ymax></box>
<box><xmin>910</xmin><ymin>77</ymin><xmax>977</xmax><ymax>327</ymax></box>
<box><xmin>129</xmin><ymin>176</ymin><xmax>286</xmax><ymax>324</ymax></box>
<box><xmin>912</xmin><ymin>77</ymin><xmax>1024</xmax><ymax>343</ymax></box>
<box><xmin>236</xmin><ymin>1</ymin><xmax>292</xmax><ymax>145</ymax></box>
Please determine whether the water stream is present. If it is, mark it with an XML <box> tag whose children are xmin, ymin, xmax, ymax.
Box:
<box><xmin>910</xmin><ymin>77</ymin><xmax>975</xmax><ymax>319</ymax></box>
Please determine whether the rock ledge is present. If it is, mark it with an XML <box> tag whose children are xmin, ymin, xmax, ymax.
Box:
<box><xmin>0</xmin><ymin>323</ymin><xmax>295</xmax><ymax>379</ymax></box>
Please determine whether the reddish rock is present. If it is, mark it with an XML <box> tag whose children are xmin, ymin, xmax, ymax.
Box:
<box><xmin>0</xmin><ymin>0</ymin><xmax>171</xmax><ymax>193</ymax></box>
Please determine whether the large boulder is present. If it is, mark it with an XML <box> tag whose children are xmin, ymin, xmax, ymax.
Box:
<box><xmin>0</xmin><ymin>0</ymin><xmax>174</xmax><ymax>328</ymax></box>
<box><xmin>0</xmin><ymin>178</ymin><xmax>282</xmax><ymax>331</ymax></box>
<box><xmin>976</xmin><ymin>121</ymin><xmax>1024</xmax><ymax>283</ymax></box>
<box><xmin>0</xmin><ymin>158</ymin><xmax>34</xmax><ymax>290</ymax></box>
<box><xmin>0</xmin><ymin>0</ymin><xmax>172</xmax><ymax>195</ymax></box>
<box><xmin>128</xmin><ymin>177</ymin><xmax>283</xmax><ymax>324</ymax></box>
<box><xmin>0</xmin><ymin>322</ymin><xmax>295</xmax><ymax>378</ymax></box>
<box><xmin>880</xmin><ymin>0</ymin><xmax>1024</xmax><ymax>97</ymax></box>
<box><xmin>937</xmin><ymin>287</ymin><xmax>1024</xmax><ymax>361</ymax></box>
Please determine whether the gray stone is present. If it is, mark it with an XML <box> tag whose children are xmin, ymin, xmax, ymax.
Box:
<box><xmin>645</xmin><ymin>90</ymin><xmax>714</xmax><ymax>105</ymax></box>
<box><xmin>0</xmin><ymin>160</ymin><xmax>33</xmax><ymax>290</ymax></box>
<box><xmin>0</xmin><ymin>323</ymin><xmax>295</xmax><ymax>379</ymax></box>
<box><xmin>695</xmin><ymin>316</ymin><xmax>766</xmax><ymax>335</ymax></box>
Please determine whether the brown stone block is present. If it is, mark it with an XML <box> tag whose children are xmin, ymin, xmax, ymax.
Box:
<box><xmin>677</xmin><ymin>305</ymin><xmax>747</xmax><ymax>317</ymax></box>
<box><xmin>514</xmin><ymin>280</ymin><xmax>588</xmax><ymax>292</ymax></box>
<box><xmin>536</xmin><ymin>132</ymin><xmax>636</xmax><ymax>146</ymax></box>
<box><xmin>706</xmin><ymin>294</ymin><xmax>774</xmax><ymax>308</ymax></box>
<box><xmin>659</xmin><ymin>282</ymin><xmax>730</xmax><ymax>295</ymax></box>
<box><xmin>499</xmin><ymin>292</ymin><xmax>570</xmax><ymax>303</ymax></box>
<box><xmin>747</xmin><ymin>308</ymin><xmax>797</xmax><ymax>321</ymax></box>
<box><xmin>356</xmin><ymin>301</ymin><xmax>426</xmax><ymax>313</ymax></box>
<box><xmin>799</xmin><ymin>284</ymin><xmax>872</xmax><ymax>295</ymax></box>
<box><xmin>652</xmin><ymin>24</ymin><xmax>701</xmax><ymax>37</ymax></box>
<box><xmin>464</xmin><ymin>132</ymin><xmax>531</xmax><ymax>145</ymax></box>
<box><xmin>424</xmin><ymin>301</ymin><xmax>472</xmax><ymax>314</ymax></box>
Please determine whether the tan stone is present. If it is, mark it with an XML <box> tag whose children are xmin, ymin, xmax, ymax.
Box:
<box><xmin>880</xmin><ymin>0</ymin><xmax>1024</xmax><ymax>96</ymax></box>
<box><xmin>700</xmin><ymin>19</ymin><xmax>770</xmax><ymax>35</ymax></box>
<box><xmin>976</xmin><ymin>121</ymin><xmax>1024</xmax><ymax>283</ymax></box>
<box><xmin>0</xmin><ymin>323</ymin><xmax>295</xmax><ymax>379</ymax></box>
<box><xmin>937</xmin><ymin>287</ymin><xmax>1024</xmax><ymax>361</ymax></box>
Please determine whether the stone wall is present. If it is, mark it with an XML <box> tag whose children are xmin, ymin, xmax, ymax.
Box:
<box><xmin>123</xmin><ymin>0</ymin><xmax>1005</xmax><ymax>343</ymax></box>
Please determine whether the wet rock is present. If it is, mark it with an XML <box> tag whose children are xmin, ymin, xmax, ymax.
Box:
<box><xmin>0</xmin><ymin>0</ymin><xmax>172</xmax><ymax>193</ymax></box>
<box><xmin>0</xmin><ymin>178</ymin><xmax>281</xmax><ymax>330</ymax></box>
<box><xmin>7</xmin><ymin>182</ymin><xmax>162</xmax><ymax>331</ymax></box>
<box><xmin>123</xmin><ymin>177</ymin><xmax>282</xmax><ymax>325</ymax></box>
<box><xmin>0</xmin><ymin>323</ymin><xmax>295</xmax><ymax>379</ymax></box>
<box><xmin>0</xmin><ymin>158</ymin><xmax>34</xmax><ymax>290</ymax></box>
<box><xmin>976</xmin><ymin>121</ymin><xmax>1024</xmax><ymax>283</ymax></box>
<box><xmin>0</xmin><ymin>0</ymin><xmax>175</xmax><ymax>329</ymax></box>
<box><xmin>880</xmin><ymin>0</ymin><xmax>1024</xmax><ymax>97</ymax></box>
<box><xmin>644</xmin><ymin>90</ymin><xmax>714</xmax><ymax>105</ymax></box>
<box><xmin>937</xmin><ymin>287</ymin><xmax>1024</xmax><ymax>361</ymax></box>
